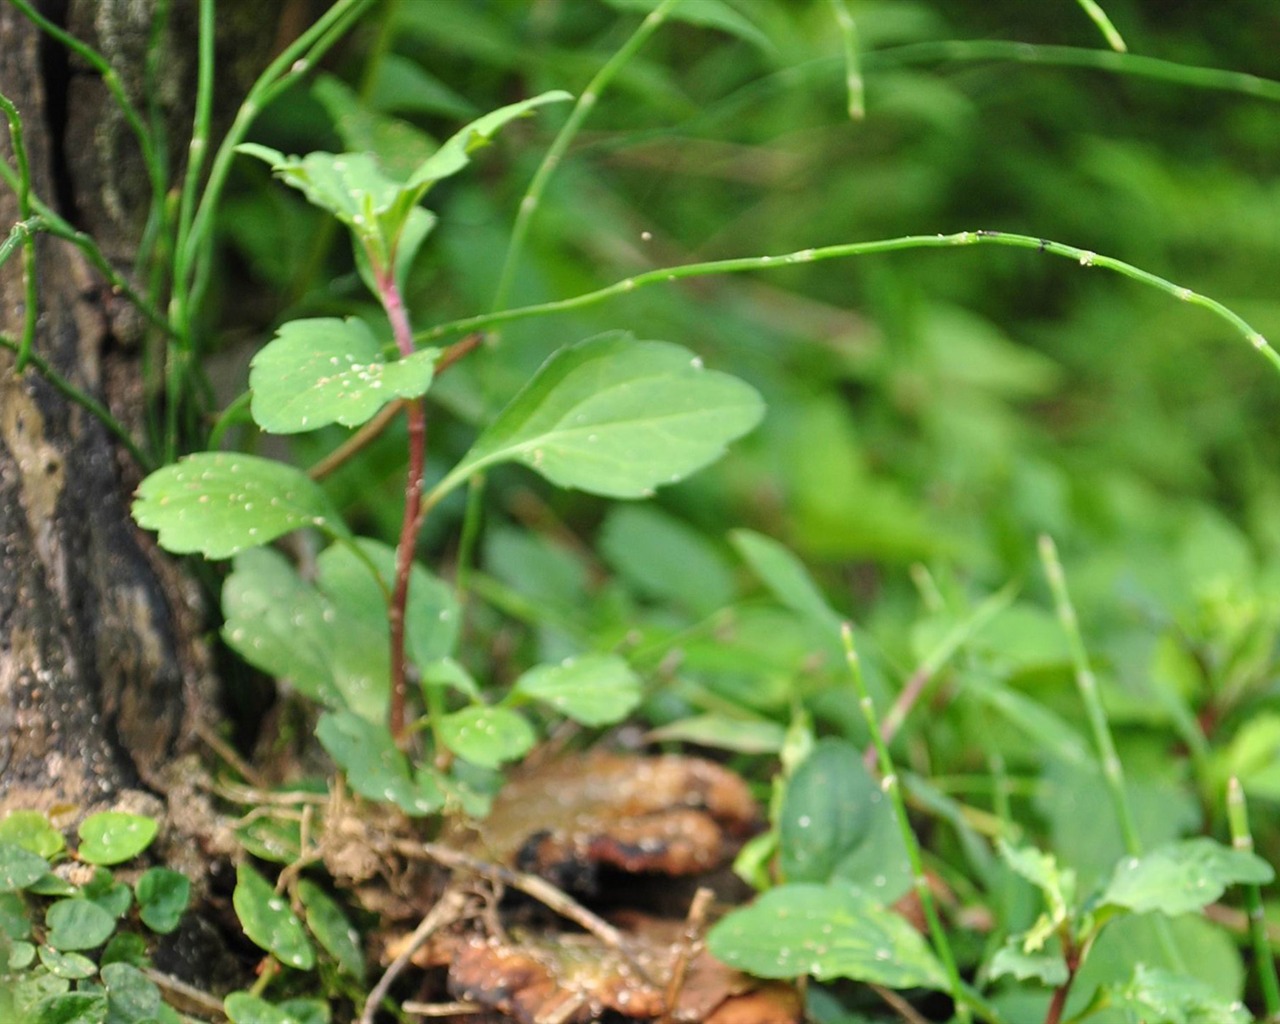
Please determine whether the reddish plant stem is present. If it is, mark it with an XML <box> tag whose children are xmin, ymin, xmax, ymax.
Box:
<box><xmin>381</xmin><ymin>271</ymin><xmax>423</xmax><ymax>744</ymax></box>
<box><xmin>1043</xmin><ymin>937</ymin><xmax>1081</xmax><ymax>1024</ymax></box>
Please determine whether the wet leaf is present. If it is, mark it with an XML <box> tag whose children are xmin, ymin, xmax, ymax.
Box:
<box><xmin>232</xmin><ymin>864</ymin><xmax>315</xmax><ymax>970</ymax></box>
<box><xmin>101</xmin><ymin>962</ymin><xmax>163</xmax><ymax>1021</ymax></box>
<box><xmin>135</xmin><ymin>868</ymin><xmax>190</xmax><ymax>934</ymax></box>
<box><xmin>1100</xmin><ymin>837</ymin><xmax>1274</xmax><ymax>916</ymax></box>
<box><xmin>511</xmin><ymin>653</ymin><xmax>642</xmax><ymax>726</ymax></box>
<box><xmin>438</xmin><ymin>706</ymin><xmax>536</xmax><ymax>769</ymax></box>
<box><xmin>250</xmin><ymin>317</ymin><xmax>439</xmax><ymax>434</ymax></box>
<box><xmin>45</xmin><ymin>898</ymin><xmax>115</xmax><ymax>951</ymax></box>
<box><xmin>1113</xmin><ymin>963</ymin><xmax>1250</xmax><ymax>1024</ymax></box>
<box><xmin>224</xmin><ymin>992</ymin><xmax>330</xmax><ymax>1024</ymax></box>
<box><xmin>315</xmin><ymin>710</ymin><xmax>446</xmax><ymax>817</ymax></box>
<box><xmin>77</xmin><ymin>812</ymin><xmax>157</xmax><ymax>866</ymax></box>
<box><xmin>298</xmin><ymin>880</ymin><xmax>365</xmax><ymax>981</ymax></box>
<box><xmin>0</xmin><ymin>843</ymin><xmax>51</xmax><ymax>892</ymax></box>
<box><xmin>440</xmin><ymin>333</ymin><xmax>764</xmax><ymax>499</ymax></box>
<box><xmin>0</xmin><ymin>812</ymin><xmax>65</xmax><ymax>858</ymax></box>
<box><xmin>707</xmin><ymin>882</ymin><xmax>948</xmax><ymax>990</ymax></box>
<box><xmin>779</xmin><ymin>739</ymin><xmax>873</xmax><ymax>884</ymax></box>
<box><xmin>133</xmin><ymin>453</ymin><xmax>348</xmax><ymax>558</ymax></box>
<box><xmin>36</xmin><ymin>946</ymin><xmax>97</xmax><ymax>979</ymax></box>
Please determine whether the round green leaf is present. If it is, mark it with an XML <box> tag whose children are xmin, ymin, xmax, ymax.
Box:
<box><xmin>135</xmin><ymin>868</ymin><xmax>190</xmax><ymax>934</ymax></box>
<box><xmin>249</xmin><ymin>317</ymin><xmax>439</xmax><ymax>434</ymax></box>
<box><xmin>101</xmin><ymin>931</ymin><xmax>149</xmax><ymax>968</ymax></box>
<box><xmin>438</xmin><ymin>706</ymin><xmax>536</xmax><ymax>769</ymax></box>
<box><xmin>298</xmin><ymin>880</ymin><xmax>365</xmax><ymax>981</ymax></box>
<box><xmin>30</xmin><ymin>992</ymin><xmax>107</xmax><ymax>1024</ymax></box>
<box><xmin>45</xmin><ymin>899</ymin><xmax>115</xmax><ymax>951</ymax></box>
<box><xmin>101</xmin><ymin>962</ymin><xmax>163</xmax><ymax>1021</ymax></box>
<box><xmin>0</xmin><ymin>842</ymin><xmax>51</xmax><ymax>893</ymax></box>
<box><xmin>512</xmin><ymin>653</ymin><xmax>642</xmax><ymax>726</ymax></box>
<box><xmin>707</xmin><ymin>882</ymin><xmax>948</xmax><ymax>990</ymax></box>
<box><xmin>224</xmin><ymin>992</ymin><xmax>331</xmax><ymax>1024</ymax></box>
<box><xmin>440</xmin><ymin>333</ymin><xmax>765</xmax><ymax>500</ymax></box>
<box><xmin>1101</xmin><ymin>837</ymin><xmax>1275</xmax><ymax>916</ymax></box>
<box><xmin>77</xmin><ymin>812</ymin><xmax>157</xmax><ymax>866</ymax></box>
<box><xmin>132</xmin><ymin>452</ymin><xmax>348</xmax><ymax>559</ymax></box>
<box><xmin>232</xmin><ymin>864</ymin><xmax>314</xmax><ymax>970</ymax></box>
<box><xmin>37</xmin><ymin>945</ymin><xmax>97</xmax><ymax>979</ymax></box>
<box><xmin>315</xmin><ymin>710</ymin><xmax>445</xmax><ymax>817</ymax></box>
<box><xmin>0</xmin><ymin>812</ymin><xmax>65</xmax><ymax>858</ymax></box>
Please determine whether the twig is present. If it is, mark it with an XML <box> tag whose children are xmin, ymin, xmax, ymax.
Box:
<box><xmin>401</xmin><ymin>1001</ymin><xmax>484</xmax><ymax>1017</ymax></box>
<box><xmin>871</xmin><ymin>982</ymin><xmax>932</xmax><ymax>1024</ymax></box>
<box><xmin>659</xmin><ymin>886</ymin><xmax>714</xmax><ymax>1024</ymax></box>
<box><xmin>144</xmin><ymin>968</ymin><xmax>226</xmax><ymax>1021</ymax></box>
<box><xmin>195</xmin><ymin>721</ymin><xmax>268</xmax><ymax>789</ymax></box>
<box><xmin>410</xmin><ymin>841</ymin><xmax>655</xmax><ymax>985</ymax></box>
<box><xmin>359</xmin><ymin>887</ymin><xmax>472</xmax><ymax>1024</ymax></box>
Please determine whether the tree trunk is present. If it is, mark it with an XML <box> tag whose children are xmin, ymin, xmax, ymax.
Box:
<box><xmin>0</xmin><ymin>0</ymin><xmax>271</xmax><ymax>863</ymax></box>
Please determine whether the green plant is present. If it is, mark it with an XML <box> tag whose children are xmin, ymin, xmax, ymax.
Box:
<box><xmin>0</xmin><ymin>810</ymin><xmax>189</xmax><ymax>1023</ymax></box>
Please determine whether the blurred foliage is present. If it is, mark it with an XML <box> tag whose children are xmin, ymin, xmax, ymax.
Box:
<box><xmin>209</xmin><ymin>0</ymin><xmax>1280</xmax><ymax>1017</ymax></box>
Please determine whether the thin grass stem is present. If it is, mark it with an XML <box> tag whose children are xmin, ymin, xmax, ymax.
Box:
<box><xmin>827</xmin><ymin>0</ymin><xmax>865</xmax><ymax>119</ymax></box>
<box><xmin>489</xmin><ymin>0</ymin><xmax>678</xmax><ymax>313</ymax></box>
<box><xmin>842</xmin><ymin>624</ymin><xmax>975</xmax><ymax>1024</ymax></box>
<box><xmin>1227</xmin><ymin>777</ymin><xmax>1280</xmax><ymax>1018</ymax></box>
<box><xmin>1074</xmin><ymin>0</ymin><xmax>1127</xmax><ymax>53</ymax></box>
<box><xmin>1038</xmin><ymin>535</ymin><xmax>1140</xmax><ymax>854</ymax></box>
<box><xmin>865</xmin><ymin>40</ymin><xmax>1280</xmax><ymax>101</ymax></box>
<box><xmin>421</xmin><ymin>230</ymin><xmax>1275</xmax><ymax>375</ymax></box>
<box><xmin>0</xmin><ymin>93</ymin><xmax>38</xmax><ymax>371</ymax></box>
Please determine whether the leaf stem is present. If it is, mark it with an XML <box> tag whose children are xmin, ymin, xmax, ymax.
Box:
<box><xmin>1038</xmin><ymin>535</ymin><xmax>1141</xmax><ymax>857</ymax></box>
<box><xmin>827</xmin><ymin>0</ymin><xmax>865</xmax><ymax>119</ymax></box>
<box><xmin>421</xmin><ymin>230</ymin><xmax>1276</xmax><ymax>376</ymax></box>
<box><xmin>489</xmin><ymin>0</ymin><xmax>678</xmax><ymax>313</ymax></box>
<box><xmin>1227</xmin><ymin>776</ymin><xmax>1280</xmax><ymax>1018</ymax></box>
<box><xmin>0</xmin><ymin>92</ymin><xmax>38</xmax><ymax>371</ymax></box>
<box><xmin>1074</xmin><ymin>0</ymin><xmax>1128</xmax><ymax>53</ymax></box>
<box><xmin>842</xmin><ymin>624</ymin><xmax>983</xmax><ymax>1024</ymax></box>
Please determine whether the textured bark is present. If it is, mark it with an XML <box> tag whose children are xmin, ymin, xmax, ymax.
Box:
<box><xmin>0</xmin><ymin>2</ymin><xmax>269</xmax><ymax>828</ymax></box>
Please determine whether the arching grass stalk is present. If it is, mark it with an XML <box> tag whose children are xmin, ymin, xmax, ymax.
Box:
<box><xmin>1227</xmin><ymin>776</ymin><xmax>1280</xmax><ymax>1018</ymax></box>
<box><xmin>1075</xmin><ymin>0</ymin><xmax>1128</xmax><ymax>53</ymax></box>
<box><xmin>842</xmin><ymin>623</ymin><xmax>988</xmax><ymax>1024</ymax></box>
<box><xmin>864</xmin><ymin>41</ymin><xmax>1280</xmax><ymax>102</ymax></box>
<box><xmin>489</xmin><ymin>0</ymin><xmax>679</xmax><ymax>313</ymax></box>
<box><xmin>421</xmin><ymin>230</ymin><xmax>1277</xmax><ymax>376</ymax></box>
<box><xmin>174</xmin><ymin>0</ymin><xmax>374</xmax><ymax>344</ymax></box>
<box><xmin>1038</xmin><ymin>535</ymin><xmax>1186</xmax><ymax>975</ymax></box>
<box><xmin>1038</xmin><ymin>535</ymin><xmax>1141</xmax><ymax>856</ymax></box>
<box><xmin>826</xmin><ymin>0</ymin><xmax>865</xmax><ymax>120</ymax></box>
<box><xmin>0</xmin><ymin>93</ymin><xmax>38</xmax><ymax>371</ymax></box>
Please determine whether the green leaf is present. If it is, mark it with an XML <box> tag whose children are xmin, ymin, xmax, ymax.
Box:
<box><xmin>224</xmin><ymin>993</ymin><xmax>330</xmax><ymax>1024</ymax></box>
<box><xmin>646</xmin><ymin>714</ymin><xmax>786</xmax><ymax>754</ymax></box>
<box><xmin>598</xmin><ymin>504</ymin><xmax>736</xmax><ymax>616</ymax></box>
<box><xmin>45</xmin><ymin>898</ymin><xmax>115</xmax><ymax>951</ymax></box>
<box><xmin>707</xmin><ymin>882</ymin><xmax>948</xmax><ymax>990</ymax></box>
<box><xmin>232</xmin><ymin>864</ymin><xmax>314</xmax><ymax>970</ymax></box>
<box><xmin>249</xmin><ymin>317</ymin><xmax>439</xmax><ymax>434</ymax></box>
<box><xmin>997</xmin><ymin>840</ymin><xmax>1076</xmax><ymax>928</ymax></box>
<box><xmin>81</xmin><ymin>868</ymin><xmax>132</xmax><ymax>918</ymax></box>
<box><xmin>602</xmin><ymin>0</ymin><xmax>773</xmax><ymax>53</ymax></box>
<box><xmin>779</xmin><ymin>739</ymin><xmax>873</xmax><ymax>884</ymax></box>
<box><xmin>986</xmin><ymin>935</ymin><xmax>1069</xmax><ymax>986</ymax></box>
<box><xmin>512</xmin><ymin>653</ymin><xmax>643</xmax><ymax>726</ymax></box>
<box><xmin>1100</xmin><ymin>837</ymin><xmax>1274</xmax><ymax>916</ymax></box>
<box><xmin>0</xmin><ymin>843</ymin><xmax>51</xmax><ymax>892</ymax></box>
<box><xmin>77</xmin><ymin>813</ymin><xmax>158</xmax><ymax>866</ymax></box>
<box><xmin>438</xmin><ymin>706</ymin><xmax>536</xmax><ymax>769</ymax></box>
<box><xmin>133</xmin><ymin>453</ymin><xmax>348</xmax><ymax>559</ymax></box>
<box><xmin>37</xmin><ymin>945</ymin><xmax>98</xmax><ymax>979</ymax></box>
<box><xmin>297</xmin><ymin>880</ymin><xmax>365</xmax><ymax>981</ymax></box>
<box><xmin>315</xmin><ymin>711</ymin><xmax>446</xmax><ymax>816</ymax></box>
<box><xmin>0</xmin><ymin>891</ymin><xmax>31</xmax><ymax>939</ymax></box>
<box><xmin>135</xmin><ymin>869</ymin><xmax>190</xmax><ymax>934</ymax></box>
<box><xmin>441</xmin><ymin>333</ymin><xmax>764</xmax><ymax>499</ymax></box>
<box><xmin>1114</xmin><ymin>963</ymin><xmax>1250</xmax><ymax>1024</ymax></box>
<box><xmin>101</xmin><ymin>962</ymin><xmax>163</xmax><ymax>1023</ymax></box>
<box><xmin>223</xmin><ymin>541</ymin><xmax>458</xmax><ymax>721</ymax></box>
<box><xmin>774</xmin><ymin>739</ymin><xmax>911</xmax><ymax>901</ymax></box>
<box><xmin>101</xmin><ymin>932</ymin><xmax>148</xmax><ymax>968</ymax></box>
<box><xmin>30</xmin><ymin>993</ymin><xmax>107</xmax><ymax>1024</ymax></box>
<box><xmin>730</xmin><ymin>529</ymin><xmax>843</xmax><ymax>631</ymax></box>
<box><xmin>0</xmin><ymin>812</ymin><xmax>65</xmax><ymax>858</ymax></box>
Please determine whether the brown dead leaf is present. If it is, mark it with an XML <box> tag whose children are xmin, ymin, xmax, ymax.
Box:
<box><xmin>455</xmin><ymin>753</ymin><xmax>759</xmax><ymax>889</ymax></box>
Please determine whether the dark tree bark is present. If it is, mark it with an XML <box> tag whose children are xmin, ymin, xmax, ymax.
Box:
<box><xmin>0</xmin><ymin>0</ymin><xmax>273</xmax><ymax>870</ymax></box>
